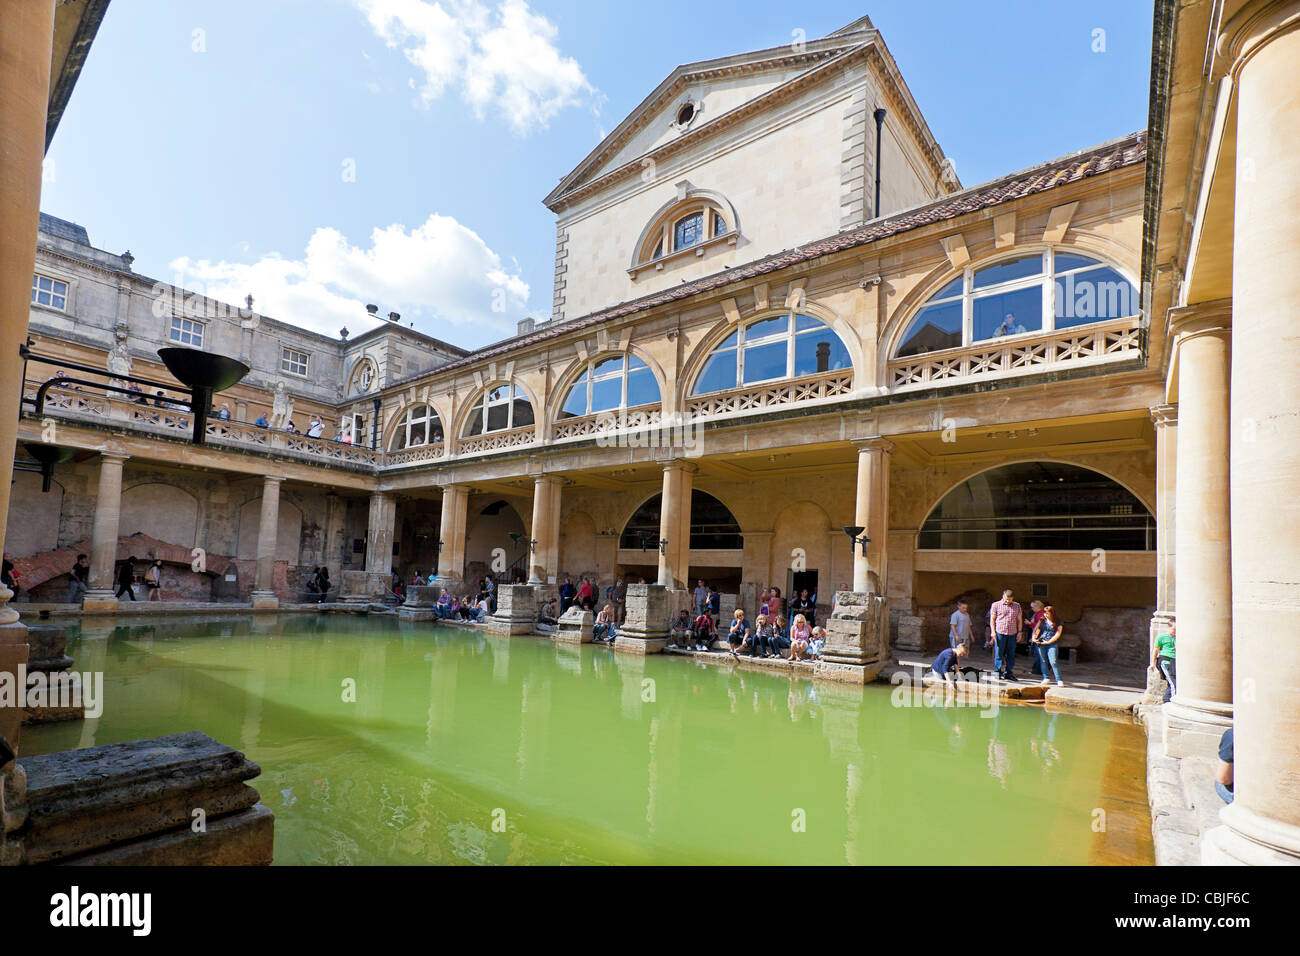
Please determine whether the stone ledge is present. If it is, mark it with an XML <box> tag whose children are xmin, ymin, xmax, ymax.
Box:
<box><xmin>16</xmin><ymin>731</ymin><xmax>268</xmax><ymax>865</ymax></box>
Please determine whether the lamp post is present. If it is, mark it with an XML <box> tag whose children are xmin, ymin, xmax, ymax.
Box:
<box><xmin>371</xmin><ymin>395</ymin><xmax>381</xmax><ymax>451</ymax></box>
<box><xmin>659</xmin><ymin>538</ymin><xmax>668</xmax><ymax>556</ymax></box>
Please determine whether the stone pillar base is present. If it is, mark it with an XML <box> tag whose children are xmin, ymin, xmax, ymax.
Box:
<box><xmin>1163</xmin><ymin>698</ymin><xmax>1232</xmax><ymax>758</ymax></box>
<box><xmin>81</xmin><ymin>590</ymin><xmax>119</xmax><ymax>614</ymax></box>
<box><xmin>555</xmin><ymin>608</ymin><xmax>593</xmax><ymax>644</ymax></box>
<box><xmin>614</xmin><ymin>635</ymin><xmax>667</xmax><ymax>656</ymax></box>
<box><xmin>398</xmin><ymin>586</ymin><xmax>439</xmax><ymax>621</ymax></box>
<box><xmin>484</xmin><ymin>585</ymin><xmax>536</xmax><ymax>636</ymax></box>
<box><xmin>1202</xmin><ymin>804</ymin><xmax>1300</xmax><ymax>866</ymax></box>
<box><xmin>813</xmin><ymin>660</ymin><xmax>885</xmax><ymax>684</ymax></box>
<box><xmin>822</xmin><ymin>591</ymin><xmax>889</xmax><ymax>666</ymax></box>
<box><xmin>251</xmin><ymin>590</ymin><xmax>280</xmax><ymax>610</ymax></box>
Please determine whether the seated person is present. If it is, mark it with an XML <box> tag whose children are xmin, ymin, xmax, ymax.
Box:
<box><xmin>691</xmin><ymin>611</ymin><xmax>716</xmax><ymax>651</ymax></box>
<box><xmin>669</xmin><ymin>609</ymin><xmax>693</xmax><ymax>648</ymax></box>
<box><xmin>807</xmin><ymin>626</ymin><xmax>827</xmax><ymax>661</ymax></box>
<box><xmin>538</xmin><ymin>599</ymin><xmax>558</xmax><ymax>626</ymax></box>
<box><xmin>435</xmin><ymin>589</ymin><xmax>453</xmax><ymax>619</ymax></box>
<box><xmin>727</xmin><ymin>609</ymin><xmax>752</xmax><ymax>657</ymax></box>
<box><xmin>772</xmin><ymin>613</ymin><xmax>792</xmax><ymax>655</ymax></box>
<box><xmin>593</xmin><ymin>603</ymin><xmax>617</xmax><ymax>644</ymax></box>
<box><xmin>930</xmin><ymin>643</ymin><xmax>970</xmax><ymax>683</ymax></box>
<box><xmin>1215</xmin><ymin>727</ymin><xmax>1234</xmax><ymax>805</ymax></box>
<box><xmin>751</xmin><ymin>614</ymin><xmax>779</xmax><ymax>658</ymax></box>
<box><xmin>790</xmin><ymin>614</ymin><xmax>812</xmax><ymax>661</ymax></box>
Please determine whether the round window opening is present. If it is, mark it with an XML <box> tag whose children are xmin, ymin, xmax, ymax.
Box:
<box><xmin>676</xmin><ymin>102</ymin><xmax>695</xmax><ymax>125</ymax></box>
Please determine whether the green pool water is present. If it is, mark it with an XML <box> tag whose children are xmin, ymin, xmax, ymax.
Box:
<box><xmin>23</xmin><ymin>615</ymin><xmax>1153</xmax><ymax>865</ymax></box>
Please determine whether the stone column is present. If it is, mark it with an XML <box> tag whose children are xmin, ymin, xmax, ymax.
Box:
<box><xmin>529</xmin><ymin>476</ymin><xmax>561</xmax><ymax>585</ymax></box>
<box><xmin>251</xmin><ymin>476</ymin><xmax>284</xmax><ymax>609</ymax></box>
<box><xmin>1148</xmin><ymin>404</ymin><xmax>1178</xmax><ymax>685</ymax></box>
<box><xmin>656</xmin><ymin>460</ymin><xmax>694</xmax><ymax>589</ymax></box>
<box><xmin>364</xmin><ymin>491</ymin><xmax>396</xmax><ymax>597</ymax></box>
<box><xmin>0</xmin><ymin>4</ymin><xmax>53</xmax><ymax>813</ymax></box>
<box><xmin>435</xmin><ymin>484</ymin><xmax>468</xmax><ymax>588</ymax></box>
<box><xmin>851</xmin><ymin>438</ymin><xmax>894</xmax><ymax>593</ymax></box>
<box><xmin>83</xmin><ymin>453</ymin><xmax>130</xmax><ymax>613</ymax></box>
<box><xmin>1205</xmin><ymin>6</ymin><xmax>1300</xmax><ymax>865</ymax></box>
<box><xmin>1165</xmin><ymin>303</ymin><xmax>1233</xmax><ymax>756</ymax></box>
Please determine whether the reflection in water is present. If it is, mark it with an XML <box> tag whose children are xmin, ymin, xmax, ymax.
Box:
<box><xmin>22</xmin><ymin>614</ymin><xmax>1152</xmax><ymax>866</ymax></box>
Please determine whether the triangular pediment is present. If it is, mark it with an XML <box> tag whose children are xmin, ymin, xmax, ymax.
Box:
<box><xmin>545</xmin><ymin>21</ymin><xmax>878</xmax><ymax>209</ymax></box>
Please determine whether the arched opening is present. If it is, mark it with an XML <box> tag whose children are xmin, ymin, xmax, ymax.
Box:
<box><xmin>617</xmin><ymin>490</ymin><xmax>743</xmax><ymax>592</ymax></box>
<box><xmin>388</xmin><ymin>403</ymin><xmax>444</xmax><ymax>450</ymax></box>
<box><xmin>910</xmin><ymin>461</ymin><xmax>1156</xmax><ymax>666</ymax></box>
<box><xmin>461</xmin><ymin>384</ymin><xmax>534</xmax><ymax>437</ymax></box>
<box><xmin>919</xmin><ymin>462</ymin><xmax>1154</xmax><ymax>551</ymax></box>
<box><xmin>464</xmin><ymin>499</ymin><xmax>528</xmax><ymax>585</ymax></box>
<box><xmin>690</xmin><ymin>313</ymin><xmax>852</xmax><ymax>396</ymax></box>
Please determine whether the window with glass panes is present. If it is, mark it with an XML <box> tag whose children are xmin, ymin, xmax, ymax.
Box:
<box><xmin>559</xmin><ymin>354</ymin><xmax>660</xmax><ymax>419</ymax></box>
<box><xmin>895</xmin><ymin>249</ymin><xmax>1139</xmax><ymax>359</ymax></box>
<box><xmin>462</xmin><ymin>384</ymin><xmax>535</xmax><ymax>436</ymax></box>
<box><xmin>389</xmin><ymin>404</ymin><xmax>442</xmax><ymax>450</ymax></box>
<box><xmin>281</xmin><ymin>347</ymin><xmax>309</xmax><ymax>376</ymax></box>
<box><xmin>691</xmin><ymin>313</ymin><xmax>852</xmax><ymax>396</ymax></box>
<box><xmin>31</xmin><ymin>274</ymin><xmax>68</xmax><ymax>310</ymax></box>
<box><xmin>169</xmin><ymin>316</ymin><xmax>204</xmax><ymax>348</ymax></box>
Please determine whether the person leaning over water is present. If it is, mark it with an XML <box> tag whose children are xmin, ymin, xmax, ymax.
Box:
<box><xmin>1151</xmin><ymin>621</ymin><xmax>1176</xmax><ymax>703</ymax></box>
<box><xmin>930</xmin><ymin>643</ymin><xmax>970</xmax><ymax>683</ymax></box>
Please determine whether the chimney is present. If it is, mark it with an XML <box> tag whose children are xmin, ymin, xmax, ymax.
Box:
<box><xmin>517</xmin><ymin>317</ymin><xmax>536</xmax><ymax>335</ymax></box>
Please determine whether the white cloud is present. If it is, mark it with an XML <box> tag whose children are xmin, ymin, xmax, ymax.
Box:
<box><xmin>357</xmin><ymin>0</ymin><xmax>596</xmax><ymax>134</ymax></box>
<box><xmin>167</xmin><ymin>214</ymin><xmax>529</xmax><ymax>341</ymax></box>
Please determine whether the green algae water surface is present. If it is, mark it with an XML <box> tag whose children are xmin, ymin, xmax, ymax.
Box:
<box><xmin>23</xmin><ymin>614</ymin><xmax>1152</xmax><ymax>865</ymax></box>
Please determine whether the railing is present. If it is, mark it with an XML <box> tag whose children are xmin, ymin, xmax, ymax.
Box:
<box><xmin>456</xmin><ymin>424</ymin><xmax>537</xmax><ymax>457</ymax></box>
<box><xmin>684</xmin><ymin>369</ymin><xmax>854</xmax><ymax>421</ymax></box>
<box><xmin>551</xmin><ymin>406</ymin><xmax>662</xmax><ymax>442</ymax></box>
<box><xmin>887</xmin><ymin>315</ymin><xmax>1142</xmax><ymax>391</ymax></box>
<box><xmin>384</xmin><ymin>441</ymin><xmax>447</xmax><ymax>466</ymax></box>
<box><xmin>24</xmin><ymin>381</ymin><xmax>382</xmax><ymax>467</ymax></box>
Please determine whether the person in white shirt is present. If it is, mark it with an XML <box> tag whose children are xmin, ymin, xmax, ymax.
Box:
<box><xmin>949</xmin><ymin>600</ymin><xmax>972</xmax><ymax>649</ymax></box>
<box><xmin>307</xmin><ymin>415</ymin><xmax>324</xmax><ymax>438</ymax></box>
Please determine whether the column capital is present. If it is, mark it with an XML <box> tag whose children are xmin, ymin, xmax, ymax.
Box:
<box><xmin>852</xmin><ymin>436</ymin><xmax>895</xmax><ymax>455</ymax></box>
<box><xmin>1150</xmin><ymin>403</ymin><xmax>1178</xmax><ymax>427</ymax></box>
<box><xmin>262</xmin><ymin>474</ymin><xmax>286</xmax><ymax>486</ymax></box>
<box><xmin>98</xmin><ymin>452</ymin><xmax>129</xmax><ymax>465</ymax></box>
<box><xmin>659</xmin><ymin>458</ymin><xmax>698</xmax><ymax>474</ymax></box>
<box><xmin>1167</xmin><ymin>299</ymin><xmax>1232</xmax><ymax>339</ymax></box>
<box><xmin>1215</xmin><ymin>0</ymin><xmax>1300</xmax><ymax>80</ymax></box>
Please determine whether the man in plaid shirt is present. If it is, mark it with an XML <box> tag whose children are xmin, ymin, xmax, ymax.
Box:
<box><xmin>987</xmin><ymin>589</ymin><xmax>1023</xmax><ymax>681</ymax></box>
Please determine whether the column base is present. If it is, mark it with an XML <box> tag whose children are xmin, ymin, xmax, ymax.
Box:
<box><xmin>81</xmin><ymin>590</ymin><xmax>119</xmax><ymax>614</ymax></box>
<box><xmin>251</xmin><ymin>590</ymin><xmax>280</xmax><ymax>610</ymax></box>
<box><xmin>1163</xmin><ymin>697</ymin><xmax>1233</xmax><ymax>758</ymax></box>
<box><xmin>1203</xmin><ymin>804</ymin><xmax>1300</xmax><ymax>865</ymax></box>
<box><xmin>613</xmin><ymin>635</ymin><xmax>667</xmax><ymax>655</ymax></box>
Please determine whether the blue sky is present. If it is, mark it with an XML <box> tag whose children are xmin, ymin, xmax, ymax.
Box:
<box><xmin>42</xmin><ymin>0</ymin><xmax>1154</xmax><ymax>349</ymax></box>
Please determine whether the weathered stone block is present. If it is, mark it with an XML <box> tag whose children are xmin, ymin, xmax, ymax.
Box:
<box><xmin>15</xmin><ymin>731</ymin><xmax>271</xmax><ymax>866</ymax></box>
<box><xmin>894</xmin><ymin>614</ymin><xmax>923</xmax><ymax>652</ymax></box>
<box><xmin>484</xmin><ymin>584</ymin><xmax>536</xmax><ymax>635</ymax></box>
<box><xmin>617</xmin><ymin>583</ymin><xmax>670</xmax><ymax>653</ymax></box>
<box><xmin>339</xmin><ymin>570</ymin><xmax>372</xmax><ymax>603</ymax></box>
<box><xmin>555</xmin><ymin>607</ymin><xmax>593</xmax><ymax>644</ymax></box>
<box><xmin>821</xmin><ymin>590</ymin><xmax>888</xmax><ymax>673</ymax></box>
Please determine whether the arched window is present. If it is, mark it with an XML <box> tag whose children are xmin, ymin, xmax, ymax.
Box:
<box><xmin>389</xmin><ymin>404</ymin><xmax>442</xmax><ymax>450</ymax></box>
<box><xmin>919</xmin><ymin>462</ymin><xmax>1154</xmax><ymax>551</ymax></box>
<box><xmin>691</xmin><ymin>313</ymin><xmax>852</xmax><ymax>396</ymax></box>
<box><xmin>895</xmin><ymin>249</ymin><xmax>1139</xmax><ymax>359</ymax></box>
<box><xmin>559</xmin><ymin>353</ymin><xmax>660</xmax><ymax>419</ymax></box>
<box><xmin>638</xmin><ymin>198</ymin><xmax>731</xmax><ymax>265</ymax></box>
<box><xmin>462</xmin><ymin>384</ymin><xmax>534</xmax><ymax>437</ymax></box>
<box><xmin>619</xmin><ymin>490</ymin><xmax>743</xmax><ymax>550</ymax></box>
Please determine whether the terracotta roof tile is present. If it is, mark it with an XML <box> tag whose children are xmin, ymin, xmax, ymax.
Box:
<box><xmin>395</xmin><ymin>131</ymin><xmax>1146</xmax><ymax>387</ymax></box>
